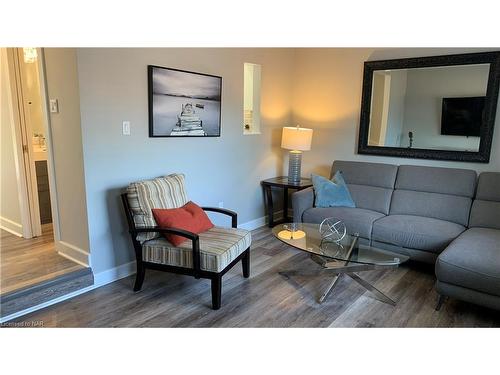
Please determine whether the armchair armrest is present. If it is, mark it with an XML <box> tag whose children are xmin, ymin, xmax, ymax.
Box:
<box><xmin>202</xmin><ymin>207</ymin><xmax>238</xmax><ymax>228</ymax></box>
<box><xmin>132</xmin><ymin>226</ymin><xmax>199</xmax><ymax>241</ymax></box>
<box><xmin>132</xmin><ymin>226</ymin><xmax>201</xmax><ymax>273</ymax></box>
<box><xmin>292</xmin><ymin>187</ymin><xmax>315</xmax><ymax>223</ymax></box>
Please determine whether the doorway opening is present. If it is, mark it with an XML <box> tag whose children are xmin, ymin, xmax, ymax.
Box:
<box><xmin>0</xmin><ymin>48</ymin><xmax>84</xmax><ymax>296</ymax></box>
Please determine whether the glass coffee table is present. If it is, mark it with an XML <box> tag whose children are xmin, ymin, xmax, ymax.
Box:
<box><xmin>272</xmin><ymin>223</ymin><xmax>409</xmax><ymax>305</ymax></box>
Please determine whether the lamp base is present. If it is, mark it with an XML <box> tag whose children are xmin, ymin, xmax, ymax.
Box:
<box><xmin>288</xmin><ymin>151</ymin><xmax>302</xmax><ymax>184</ymax></box>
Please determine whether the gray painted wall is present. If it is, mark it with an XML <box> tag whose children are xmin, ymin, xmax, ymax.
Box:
<box><xmin>44</xmin><ymin>49</ymin><xmax>90</xmax><ymax>253</ymax></box>
<box><xmin>77</xmin><ymin>48</ymin><xmax>294</xmax><ymax>273</ymax></box>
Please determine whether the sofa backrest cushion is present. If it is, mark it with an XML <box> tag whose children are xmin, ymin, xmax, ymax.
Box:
<box><xmin>395</xmin><ymin>165</ymin><xmax>477</xmax><ymax>197</ymax></box>
<box><xmin>390</xmin><ymin>165</ymin><xmax>477</xmax><ymax>226</ymax></box>
<box><xmin>126</xmin><ymin>173</ymin><xmax>188</xmax><ymax>242</ymax></box>
<box><xmin>331</xmin><ymin>160</ymin><xmax>398</xmax><ymax>214</ymax></box>
<box><xmin>469</xmin><ymin>172</ymin><xmax>500</xmax><ymax>230</ymax></box>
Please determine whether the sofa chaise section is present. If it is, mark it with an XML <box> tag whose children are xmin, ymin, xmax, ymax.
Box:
<box><xmin>436</xmin><ymin>172</ymin><xmax>500</xmax><ymax>311</ymax></box>
<box><xmin>293</xmin><ymin>160</ymin><xmax>398</xmax><ymax>242</ymax></box>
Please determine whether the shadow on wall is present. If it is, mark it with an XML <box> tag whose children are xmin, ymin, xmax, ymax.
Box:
<box><xmin>270</xmin><ymin>126</ymin><xmax>285</xmax><ymax>174</ymax></box>
<box><xmin>246</xmin><ymin>113</ymin><xmax>290</xmax><ymax>213</ymax></box>
<box><xmin>292</xmin><ymin>112</ymin><xmax>361</xmax><ymax>178</ymax></box>
<box><xmin>106</xmin><ymin>188</ymin><xmax>136</xmax><ymax>275</ymax></box>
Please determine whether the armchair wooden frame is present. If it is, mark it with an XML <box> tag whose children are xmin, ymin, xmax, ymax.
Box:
<box><xmin>121</xmin><ymin>194</ymin><xmax>250</xmax><ymax>310</ymax></box>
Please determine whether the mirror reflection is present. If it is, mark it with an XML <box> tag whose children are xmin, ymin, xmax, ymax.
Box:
<box><xmin>368</xmin><ymin>64</ymin><xmax>490</xmax><ymax>152</ymax></box>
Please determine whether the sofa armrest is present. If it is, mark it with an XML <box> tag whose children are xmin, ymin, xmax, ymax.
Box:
<box><xmin>292</xmin><ymin>187</ymin><xmax>315</xmax><ymax>222</ymax></box>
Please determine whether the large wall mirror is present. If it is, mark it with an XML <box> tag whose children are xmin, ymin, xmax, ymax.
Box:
<box><xmin>358</xmin><ymin>52</ymin><xmax>500</xmax><ymax>162</ymax></box>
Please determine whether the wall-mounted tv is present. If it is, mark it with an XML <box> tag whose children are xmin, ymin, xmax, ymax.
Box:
<box><xmin>441</xmin><ymin>96</ymin><xmax>485</xmax><ymax>137</ymax></box>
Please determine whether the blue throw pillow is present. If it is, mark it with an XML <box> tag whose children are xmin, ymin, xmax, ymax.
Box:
<box><xmin>312</xmin><ymin>171</ymin><xmax>356</xmax><ymax>208</ymax></box>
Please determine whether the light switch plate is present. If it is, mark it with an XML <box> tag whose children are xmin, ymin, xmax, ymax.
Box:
<box><xmin>122</xmin><ymin>121</ymin><xmax>131</xmax><ymax>135</ymax></box>
<box><xmin>49</xmin><ymin>99</ymin><xmax>59</xmax><ymax>113</ymax></box>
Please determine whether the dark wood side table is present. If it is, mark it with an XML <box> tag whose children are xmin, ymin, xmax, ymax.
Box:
<box><xmin>261</xmin><ymin>176</ymin><xmax>313</xmax><ymax>228</ymax></box>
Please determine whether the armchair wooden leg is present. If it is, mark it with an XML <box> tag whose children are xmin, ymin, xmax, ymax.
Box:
<box><xmin>134</xmin><ymin>261</ymin><xmax>145</xmax><ymax>292</ymax></box>
<box><xmin>242</xmin><ymin>248</ymin><xmax>250</xmax><ymax>278</ymax></box>
<box><xmin>211</xmin><ymin>275</ymin><xmax>222</xmax><ymax>310</ymax></box>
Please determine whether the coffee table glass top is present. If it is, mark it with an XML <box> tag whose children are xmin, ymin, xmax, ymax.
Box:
<box><xmin>272</xmin><ymin>223</ymin><xmax>409</xmax><ymax>266</ymax></box>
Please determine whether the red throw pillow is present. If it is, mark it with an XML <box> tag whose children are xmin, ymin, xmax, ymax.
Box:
<box><xmin>152</xmin><ymin>201</ymin><xmax>214</xmax><ymax>246</ymax></box>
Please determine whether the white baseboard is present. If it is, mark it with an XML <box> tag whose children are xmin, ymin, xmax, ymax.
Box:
<box><xmin>0</xmin><ymin>216</ymin><xmax>23</xmax><ymax>237</ymax></box>
<box><xmin>0</xmin><ymin>215</ymin><xmax>272</xmax><ymax>323</ymax></box>
<box><xmin>238</xmin><ymin>216</ymin><xmax>266</xmax><ymax>231</ymax></box>
<box><xmin>56</xmin><ymin>241</ymin><xmax>90</xmax><ymax>267</ymax></box>
<box><xmin>93</xmin><ymin>261</ymin><xmax>136</xmax><ymax>287</ymax></box>
<box><xmin>238</xmin><ymin>210</ymin><xmax>283</xmax><ymax>231</ymax></box>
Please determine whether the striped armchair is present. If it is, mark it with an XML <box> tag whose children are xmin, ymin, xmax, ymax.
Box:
<box><xmin>121</xmin><ymin>174</ymin><xmax>251</xmax><ymax>310</ymax></box>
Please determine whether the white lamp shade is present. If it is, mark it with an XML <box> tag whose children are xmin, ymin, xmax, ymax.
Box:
<box><xmin>281</xmin><ymin>126</ymin><xmax>313</xmax><ymax>151</ymax></box>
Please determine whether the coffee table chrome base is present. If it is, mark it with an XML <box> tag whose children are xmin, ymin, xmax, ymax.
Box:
<box><xmin>318</xmin><ymin>274</ymin><xmax>342</xmax><ymax>303</ymax></box>
<box><xmin>316</xmin><ymin>272</ymin><xmax>396</xmax><ymax>306</ymax></box>
<box><xmin>279</xmin><ymin>258</ymin><xmax>398</xmax><ymax>306</ymax></box>
<box><xmin>347</xmin><ymin>272</ymin><xmax>396</xmax><ymax>305</ymax></box>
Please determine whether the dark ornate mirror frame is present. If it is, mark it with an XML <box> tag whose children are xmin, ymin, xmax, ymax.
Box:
<box><xmin>358</xmin><ymin>51</ymin><xmax>500</xmax><ymax>163</ymax></box>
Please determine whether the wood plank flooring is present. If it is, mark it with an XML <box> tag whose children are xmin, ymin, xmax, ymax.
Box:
<box><xmin>7</xmin><ymin>226</ymin><xmax>500</xmax><ymax>327</ymax></box>
<box><xmin>1</xmin><ymin>224</ymin><xmax>83</xmax><ymax>295</ymax></box>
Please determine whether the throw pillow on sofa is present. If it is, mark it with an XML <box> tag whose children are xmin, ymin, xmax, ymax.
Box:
<box><xmin>152</xmin><ymin>201</ymin><xmax>214</xmax><ymax>246</ymax></box>
<box><xmin>312</xmin><ymin>171</ymin><xmax>356</xmax><ymax>208</ymax></box>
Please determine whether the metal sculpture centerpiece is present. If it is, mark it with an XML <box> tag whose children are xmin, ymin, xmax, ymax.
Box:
<box><xmin>319</xmin><ymin>217</ymin><xmax>347</xmax><ymax>244</ymax></box>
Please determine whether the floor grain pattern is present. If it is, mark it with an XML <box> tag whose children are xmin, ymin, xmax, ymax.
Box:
<box><xmin>1</xmin><ymin>225</ymin><xmax>83</xmax><ymax>295</ymax></box>
<box><xmin>7</xmin><ymin>226</ymin><xmax>500</xmax><ymax>327</ymax></box>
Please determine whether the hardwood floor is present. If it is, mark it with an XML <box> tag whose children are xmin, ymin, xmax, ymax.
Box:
<box><xmin>7</xmin><ymin>226</ymin><xmax>500</xmax><ymax>327</ymax></box>
<box><xmin>1</xmin><ymin>224</ymin><xmax>83</xmax><ymax>295</ymax></box>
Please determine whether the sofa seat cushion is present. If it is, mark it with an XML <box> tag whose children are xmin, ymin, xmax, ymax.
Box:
<box><xmin>372</xmin><ymin>215</ymin><xmax>465</xmax><ymax>253</ymax></box>
<box><xmin>302</xmin><ymin>207</ymin><xmax>385</xmax><ymax>239</ymax></box>
<box><xmin>142</xmin><ymin>226</ymin><xmax>251</xmax><ymax>273</ymax></box>
<box><xmin>436</xmin><ymin>228</ymin><xmax>500</xmax><ymax>296</ymax></box>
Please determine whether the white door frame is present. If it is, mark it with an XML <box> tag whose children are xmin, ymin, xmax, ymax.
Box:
<box><xmin>14</xmin><ymin>48</ymin><xmax>43</xmax><ymax>237</ymax></box>
<box><xmin>378</xmin><ymin>73</ymin><xmax>392</xmax><ymax>146</ymax></box>
<box><xmin>37</xmin><ymin>48</ymin><xmax>63</xmax><ymax>244</ymax></box>
<box><xmin>5</xmin><ymin>48</ymin><xmax>36</xmax><ymax>238</ymax></box>
<box><xmin>5</xmin><ymin>47</ymin><xmax>60</xmax><ymax>241</ymax></box>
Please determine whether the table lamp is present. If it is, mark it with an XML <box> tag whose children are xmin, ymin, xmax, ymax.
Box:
<box><xmin>281</xmin><ymin>125</ymin><xmax>313</xmax><ymax>184</ymax></box>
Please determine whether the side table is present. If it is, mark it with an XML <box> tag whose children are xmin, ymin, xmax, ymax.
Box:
<box><xmin>261</xmin><ymin>176</ymin><xmax>313</xmax><ymax>228</ymax></box>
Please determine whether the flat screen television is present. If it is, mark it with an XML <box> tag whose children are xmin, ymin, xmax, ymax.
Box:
<box><xmin>441</xmin><ymin>96</ymin><xmax>485</xmax><ymax>137</ymax></box>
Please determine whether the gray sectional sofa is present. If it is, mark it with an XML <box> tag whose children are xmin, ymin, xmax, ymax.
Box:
<box><xmin>292</xmin><ymin>160</ymin><xmax>500</xmax><ymax>311</ymax></box>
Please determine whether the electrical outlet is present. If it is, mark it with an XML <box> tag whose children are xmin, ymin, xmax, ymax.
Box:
<box><xmin>122</xmin><ymin>121</ymin><xmax>131</xmax><ymax>135</ymax></box>
<box><xmin>49</xmin><ymin>99</ymin><xmax>59</xmax><ymax>113</ymax></box>
<box><xmin>218</xmin><ymin>201</ymin><xmax>224</xmax><ymax>208</ymax></box>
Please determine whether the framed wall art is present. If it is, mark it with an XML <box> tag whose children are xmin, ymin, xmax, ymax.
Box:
<box><xmin>148</xmin><ymin>65</ymin><xmax>222</xmax><ymax>137</ymax></box>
